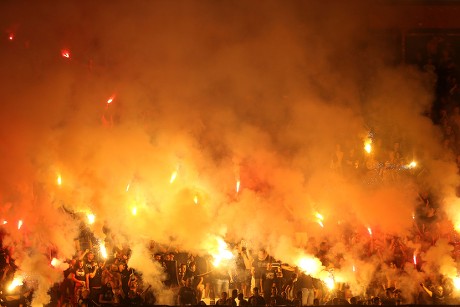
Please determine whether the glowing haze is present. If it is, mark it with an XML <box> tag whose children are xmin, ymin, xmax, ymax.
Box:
<box><xmin>0</xmin><ymin>0</ymin><xmax>459</xmax><ymax>305</ymax></box>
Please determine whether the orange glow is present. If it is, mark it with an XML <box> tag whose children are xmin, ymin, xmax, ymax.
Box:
<box><xmin>367</xmin><ymin>227</ymin><xmax>372</xmax><ymax>236</ymax></box>
<box><xmin>236</xmin><ymin>180</ymin><xmax>240</xmax><ymax>193</ymax></box>
<box><xmin>57</xmin><ymin>174</ymin><xmax>62</xmax><ymax>186</ymax></box>
<box><xmin>194</xmin><ymin>195</ymin><xmax>199</xmax><ymax>204</ymax></box>
<box><xmin>107</xmin><ymin>95</ymin><xmax>115</xmax><ymax>104</ymax></box>
<box><xmin>100</xmin><ymin>243</ymin><xmax>108</xmax><ymax>259</ymax></box>
<box><xmin>87</xmin><ymin>213</ymin><xmax>95</xmax><ymax>225</ymax></box>
<box><xmin>17</xmin><ymin>220</ymin><xmax>23</xmax><ymax>230</ymax></box>
<box><xmin>51</xmin><ymin>258</ymin><xmax>60</xmax><ymax>267</ymax></box>
<box><xmin>297</xmin><ymin>256</ymin><xmax>322</xmax><ymax>276</ymax></box>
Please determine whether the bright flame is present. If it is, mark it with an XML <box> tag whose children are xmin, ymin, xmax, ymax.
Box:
<box><xmin>194</xmin><ymin>195</ymin><xmax>199</xmax><ymax>204</ymax></box>
<box><xmin>315</xmin><ymin>212</ymin><xmax>324</xmax><ymax>220</ymax></box>
<box><xmin>367</xmin><ymin>227</ymin><xmax>373</xmax><ymax>236</ymax></box>
<box><xmin>17</xmin><ymin>220</ymin><xmax>23</xmax><ymax>230</ymax></box>
<box><xmin>236</xmin><ymin>180</ymin><xmax>241</xmax><ymax>193</ymax></box>
<box><xmin>8</xmin><ymin>276</ymin><xmax>23</xmax><ymax>292</ymax></box>
<box><xmin>413</xmin><ymin>253</ymin><xmax>417</xmax><ymax>265</ymax></box>
<box><xmin>131</xmin><ymin>207</ymin><xmax>137</xmax><ymax>216</ymax></box>
<box><xmin>8</xmin><ymin>33</ymin><xmax>14</xmax><ymax>41</ymax></box>
<box><xmin>100</xmin><ymin>243</ymin><xmax>108</xmax><ymax>259</ymax></box>
<box><xmin>453</xmin><ymin>277</ymin><xmax>460</xmax><ymax>290</ymax></box>
<box><xmin>87</xmin><ymin>213</ymin><xmax>95</xmax><ymax>225</ymax></box>
<box><xmin>107</xmin><ymin>95</ymin><xmax>115</xmax><ymax>104</ymax></box>
<box><xmin>170</xmin><ymin>171</ymin><xmax>177</xmax><ymax>184</ymax></box>
<box><xmin>298</xmin><ymin>256</ymin><xmax>322</xmax><ymax>276</ymax></box>
<box><xmin>208</xmin><ymin>237</ymin><xmax>233</xmax><ymax>267</ymax></box>
<box><xmin>61</xmin><ymin>49</ymin><xmax>71</xmax><ymax>59</ymax></box>
<box><xmin>2</xmin><ymin>220</ymin><xmax>7</xmax><ymax>225</ymax></box>
<box><xmin>318</xmin><ymin>220</ymin><xmax>324</xmax><ymax>228</ymax></box>
<box><xmin>126</xmin><ymin>183</ymin><xmax>130</xmax><ymax>192</ymax></box>
<box><xmin>51</xmin><ymin>258</ymin><xmax>60</xmax><ymax>267</ymax></box>
<box><xmin>364</xmin><ymin>140</ymin><xmax>372</xmax><ymax>154</ymax></box>
<box><xmin>352</xmin><ymin>265</ymin><xmax>356</xmax><ymax>272</ymax></box>
<box><xmin>455</xmin><ymin>222</ymin><xmax>460</xmax><ymax>233</ymax></box>
<box><xmin>324</xmin><ymin>276</ymin><xmax>335</xmax><ymax>290</ymax></box>
<box><xmin>57</xmin><ymin>174</ymin><xmax>62</xmax><ymax>186</ymax></box>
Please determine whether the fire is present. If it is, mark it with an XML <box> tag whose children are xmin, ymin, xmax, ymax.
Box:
<box><xmin>236</xmin><ymin>180</ymin><xmax>241</xmax><ymax>193</ymax></box>
<box><xmin>126</xmin><ymin>183</ymin><xmax>130</xmax><ymax>192</ymax></box>
<box><xmin>61</xmin><ymin>49</ymin><xmax>71</xmax><ymax>59</ymax></box>
<box><xmin>17</xmin><ymin>220</ymin><xmax>23</xmax><ymax>230</ymax></box>
<box><xmin>315</xmin><ymin>212</ymin><xmax>324</xmax><ymax>228</ymax></box>
<box><xmin>107</xmin><ymin>95</ymin><xmax>115</xmax><ymax>104</ymax></box>
<box><xmin>297</xmin><ymin>256</ymin><xmax>323</xmax><ymax>276</ymax></box>
<box><xmin>453</xmin><ymin>277</ymin><xmax>460</xmax><ymax>290</ymax></box>
<box><xmin>367</xmin><ymin>227</ymin><xmax>373</xmax><ymax>236</ymax></box>
<box><xmin>131</xmin><ymin>207</ymin><xmax>137</xmax><ymax>216</ymax></box>
<box><xmin>8</xmin><ymin>33</ymin><xmax>14</xmax><ymax>41</ymax></box>
<box><xmin>413</xmin><ymin>253</ymin><xmax>417</xmax><ymax>266</ymax></box>
<box><xmin>364</xmin><ymin>139</ymin><xmax>372</xmax><ymax>154</ymax></box>
<box><xmin>207</xmin><ymin>236</ymin><xmax>233</xmax><ymax>267</ymax></box>
<box><xmin>324</xmin><ymin>276</ymin><xmax>335</xmax><ymax>290</ymax></box>
<box><xmin>352</xmin><ymin>265</ymin><xmax>356</xmax><ymax>272</ymax></box>
<box><xmin>51</xmin><ymin>258</ymin><xmax>60</xmax><ymax>267</ymax></box>
<box><xmin>100</xmin><ymin>242</ymin><xmax>108</xmax><ymax>259</ymax></box>
<box><xmin>57</xmin><ymin>174</ymin><xmax>62</xmax><ymax>186</ymax></box>
<box><xmin>194</xmin><ymin>195</ymin><xmax>199</xmax><ymax>204</ymax></box>
<box><xmin>2</xmin><ymin>220</ymin><xmax>7</xmax><ymax>225</ymax></box>
<box><xmin>87</xmin><ymin>213</ymin><xmax>95</xmax><ymax>225</ymax></box>
<box><xmin>408</xmin><ymin>161</ymin><xmax>417</xmax><ymax>168</ymax></box>
<box><xmin>170</xmin><ymin>171</ymin><xmax>177</xmax><ymax>184</ymax></box>
<box><xmin>8</xmin><ymin>276</ymin><xmax>23</xmax><ymax>292</ymax></box>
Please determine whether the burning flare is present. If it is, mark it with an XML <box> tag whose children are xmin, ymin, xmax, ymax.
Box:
<box><xmin>206</xmin><ymin>236</ymin><xmax>233</xmax><ymax>267</ymax></box>
<box><xmin>367</xmin><ymin>227</ymin><xmax>373</xmax><ymax>236</ymax></box>
<box><xmin>57</xmin><ymin>174</ymin><xmax>62</xmax><ymax>186</ymax></box>
<box><xmin>17</xmin><ymin>220</ymin><xmax>23</xmax><ymax>230</ymax></box>
<box><xmin>87</xmin><ymin>213</ymin><xmax>95</xmax><ymax>225</ymax></box>
<box><xmin>100</xmin><ymin>242</ymin><xmax>108</xmax><ymax>259</ymax></box>
<box><xmin>8</xmin><ymin>276</ymin><xmax>23</xmax><ymax>292</ymax></box>
<box><xmin>364</xmin><ymin>139</ymin><xmax>372</xmax><ymax>154</ymax></box>
<box><xmin>236</xmin><ymin>180</ymin><xmax>241</xmax><ymax>194</ymax></box>
<box><xmin>61</xmin><ymin>49</ymin><xmax>71</xmax><ymax>59</ymax></box>
<box><xmin>170</xmin><ymin>171</ymin><xmax>178</xmax><ymax>184</ymax></box>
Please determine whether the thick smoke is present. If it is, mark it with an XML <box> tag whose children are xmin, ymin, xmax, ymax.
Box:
<box><xmin>0</xmin><ymin>0</ymin><xmax>458</xmax><ymax>304</ymax></box>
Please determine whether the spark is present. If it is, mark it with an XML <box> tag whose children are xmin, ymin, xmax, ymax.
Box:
<box><xmin>8</xmin><ymin>33</ymin><xmax>14</xmax><ymax>41</ymax></box>
<box><xmin>408</xmin><ymin>161</ymin><xmax>417</xmax><ymax>168</ymax></box>
<box><xmin>194</xmin><ymin>195</ymin><xmax>199</xmax><ymax>204</ymax></box>
<box><xmin>318</xmin><ymin>220</ymin><xmax>324</xmax><ymax>228</ymax></box>
<box><xmin>170</xmin><ymin>171</ymin><xmax>177</xmax><ymax>184</ymax></box>
<box><xmin>17</xmin><ymin>220</ymin><xmax>23</xmax><ymax>230</ymax></box>
<box><xmin>87</xmin><ymin>213</ymin><xmax>95</xmax><ymax>225</ymax></box>
<box><xmin>2</xmin><ymin>220</ymin><xmax>7</xmax><ymax>225</ymax></box>
<box><xmin>8</xmin><ymin>277</ymin><xmax>23</xmax><ymax>292</ymax></box>
<box><xmin>61</xmin><ymin>49</ymin><xmax>71</xmax><ymax>59</ymax></box>
<box><xmin>236</xmin><ymin>180</ymin><xmax>241</xmax><ymax>194</ymax></box>
<box><xmin>413</xmin><ymin>253</ymin><xmax>417</xmax><ymax>266</ymax></box>
<box><xmin>352</xmin><ymin>265</ymin><xmax>356</xmax><ymax>272</ymax></box>
<box><xmin>57</xmin><ymin>174</ymin><xmax>62</xmax><ymax>186</ymax></box>
<box><xmin>367</xmin><ymin>227</ymin><xmax>373</xmax><ymax>236</ymax></box>
<box><xmin>126</xmin><ymin>183</ymin><xmax>130</xmax><ymax>192</ymax></box>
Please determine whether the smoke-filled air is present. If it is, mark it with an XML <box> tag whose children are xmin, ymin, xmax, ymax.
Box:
<box><xmin>0</xmin><ymin>0</ymin><xmax>459</xmax><ymax>306</ymax></box>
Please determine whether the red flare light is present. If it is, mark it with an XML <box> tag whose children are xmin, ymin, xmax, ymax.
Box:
<box><xmin>107</xmin><ymin>96</ymin><xmax>115</xmax><ymax>104</ymax></box>
<box><xmin>8</xmin><ymin>33</ymin><xmax>14</xmax><ymax>41</ymax></box>
<box><xmin>61</xmin><ymin>49</ymin><xmax>71</xmax><ymax>59</ymax></box>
